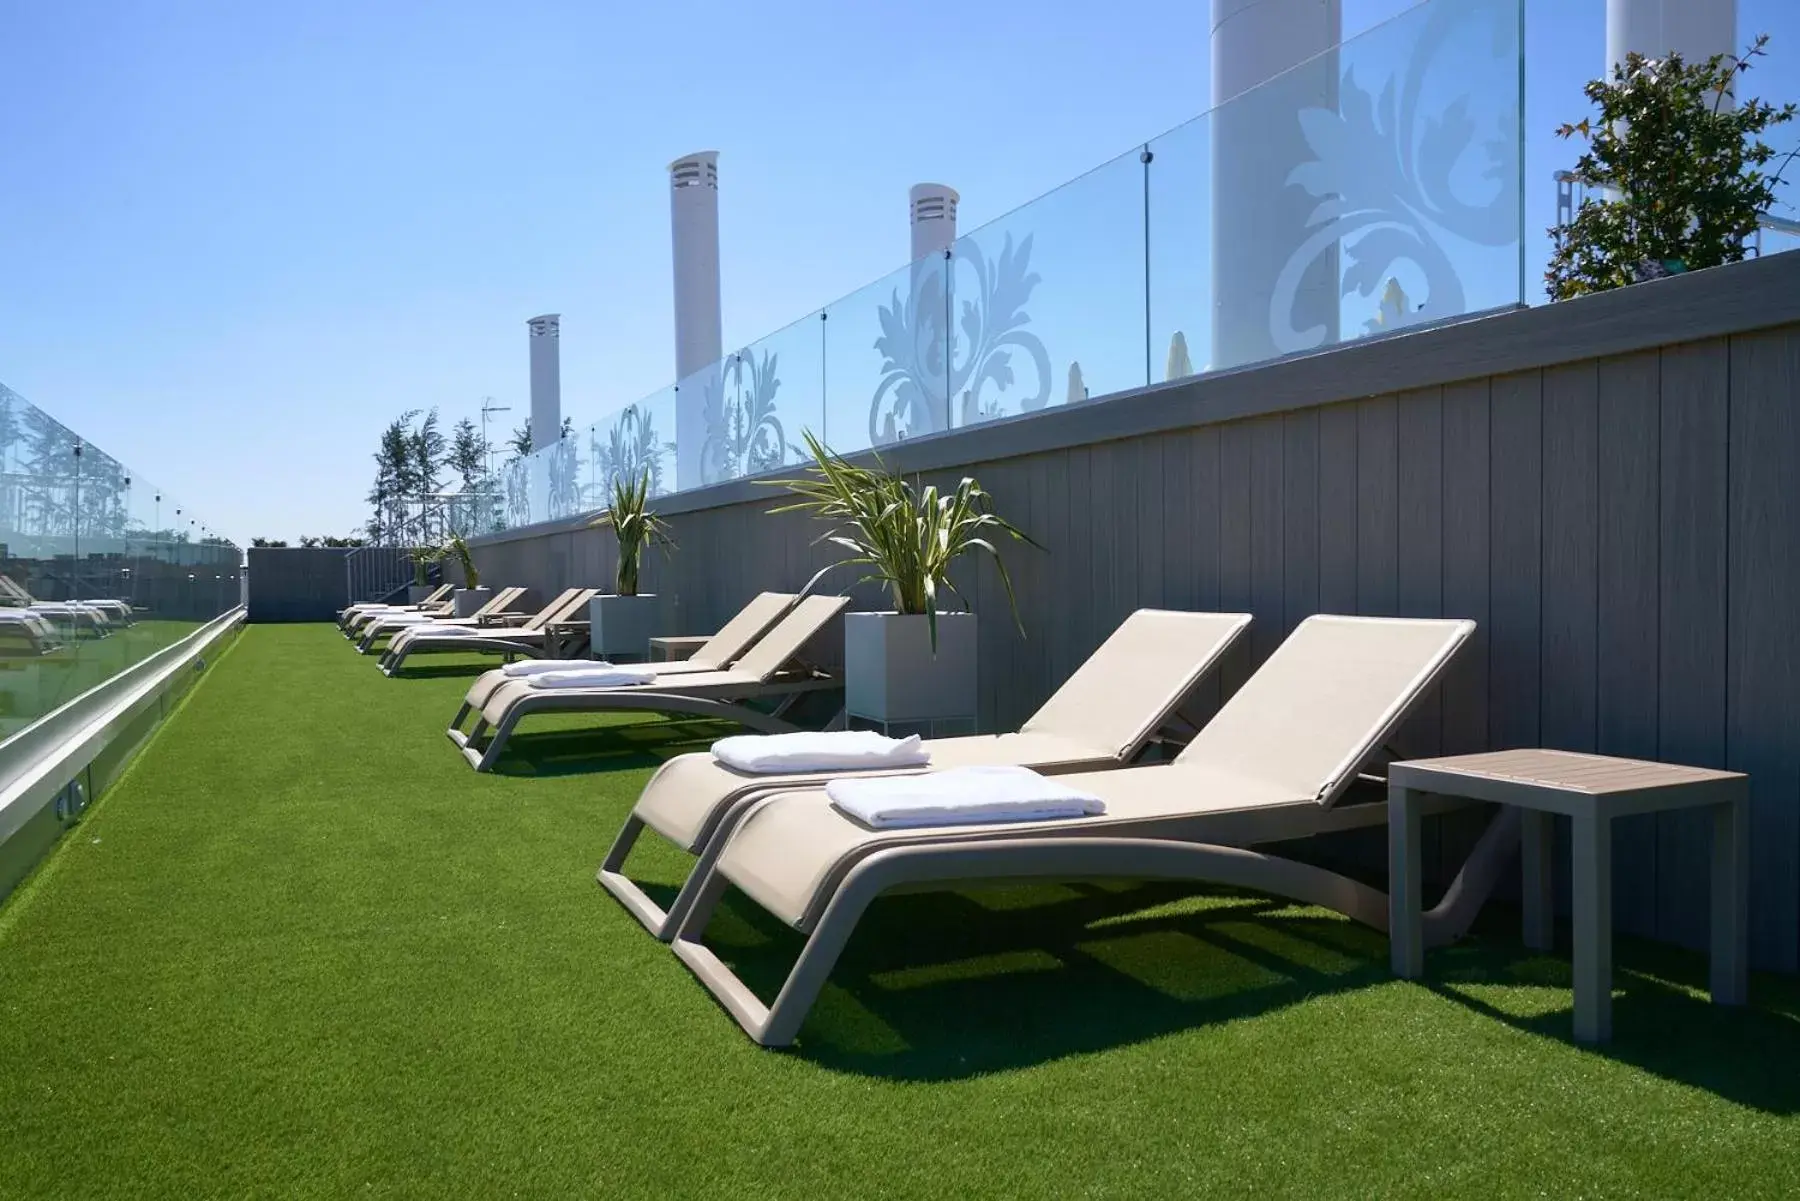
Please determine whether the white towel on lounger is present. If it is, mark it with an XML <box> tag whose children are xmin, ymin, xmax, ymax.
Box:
<box><xmin>526</xmin><ymin>667</ymin><xmax>656</xmax><ymax>689</ymax></box>
<box><xmin>405</xmin><ymin>624</ymin><xmax>480</xmax><ymax>637</ymax></box>
<box><xmin>502</xmin><ymin>658</ymin><xmax>608</xmax><ymax>678</ymax></box>
<box><xmin>827</xmin><ymin>765</ymin><xmax>1105</xmax><ymax>828</ymax></box>
<box><xmin>711</xmin><ymin>731</ymin><xmax>930</xmax><ymax>775</ymax></box>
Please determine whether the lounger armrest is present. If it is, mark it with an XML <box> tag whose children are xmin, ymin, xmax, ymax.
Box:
<box><xmin>478</xmin><ymin>612</ymin><xmax>532</xmax><ymax>626</ymax></box>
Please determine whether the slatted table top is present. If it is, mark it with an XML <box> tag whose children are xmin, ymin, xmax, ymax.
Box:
<box><xmin>1391</xmin><ymin>749</ymin><xmax>1743</xmax><ymax>794</ymax></box>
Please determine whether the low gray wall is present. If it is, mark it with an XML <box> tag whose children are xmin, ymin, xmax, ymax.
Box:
<box><xmin>472</xmin><ymin>252</ymin><xmax>1800</xmax><ymax>972</ymax></box>
<box><xmin>246</xmin><ymin>548</ymin><xmax>353</xmax><ymax>622</ymax></box>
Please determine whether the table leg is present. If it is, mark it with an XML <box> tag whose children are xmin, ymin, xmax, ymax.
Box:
<box><xmin>1520</xmin><ymin>808</ymin><xmax>1555</xmax><ymax>952</ymax></box>
<box><xmin>1388</xmin><ymin>785</ymin><xmax>1425</xmax><ymax>979</ymax></box>
<box><xmin>1710</xmin><ymin>792</ymin><xmax>1749</xmax><ymax>1006</ymax></box>
<box><xmin>1570</xmin><ymin>811</ymin><xmax>1614</xmax><ymax>1042</ymax></box>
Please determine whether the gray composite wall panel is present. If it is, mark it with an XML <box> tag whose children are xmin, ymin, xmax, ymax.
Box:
<box><xmin>472</xmin><ymin>252</ymin><xmax>1800</xmax><ymax>971</ymax></box>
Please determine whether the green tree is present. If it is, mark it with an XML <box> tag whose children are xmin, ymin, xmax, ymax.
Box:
<box><xmin>448</xmin><ymin>417</ymin><xmax>488</xmax><ymax>489</ymax></box>
<box><xmin>1547</xmin><ymin>35</ymin><xmax>1797</xmax><ymax>300</ymax></box>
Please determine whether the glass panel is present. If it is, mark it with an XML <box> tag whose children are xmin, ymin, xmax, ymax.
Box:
<box><xmin>0</xmin><ymin>382</ymin><xmax>241</xmax><ymax>745</ymax></box>
<box><xmin>588</xmin><ymin>387</ymin><xmax>678</xmax><ymax>498</ymax></box>
<box><xmin>1151</xmin><ymin>0</ymin><xmax>1524</xmax><ymax>374</ymax></box>
<box><xmin>821</xmin><ymin>259</ymin><xmax>921</xmax><ymax>453</ymax></box>
<box><xmin>949</xmin><ymin>146</ymin><xmax>1147</xmax><ymax>429</ymax></box>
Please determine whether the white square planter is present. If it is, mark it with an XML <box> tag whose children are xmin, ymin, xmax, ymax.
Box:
<box><xmin>844</xmin><ymin>611</ymin><xmax>977</xmax><ymax>728</ymax></box>
<box><xmin>407</xmin><ymin>585</ymin><xmax>436</xmax><ymax>604</ymax></box>
<box><xmin>589</xmin><ymin>594</ymin><xmax>662</xmax><ymax>660</ymax></box>
<box><xmin>451</xmin><ymin>587</ymin><xmax>491</xmax><ymax>617</ymax></box>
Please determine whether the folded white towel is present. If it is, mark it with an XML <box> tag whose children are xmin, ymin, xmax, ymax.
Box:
<box><xmin>406</xmin><ymin>624</ymin><xmax>481</xmax><ymax>637</ymax></box>
<box><xmin>827</xmin><ymin>765</ymin><xmax>1105</xmax><ymax>828</ymax></box>
<box><xmin>526</xmin><ymin>668</ymin><xmax>656</xmax><ymax>689</ymax></box>
<box><xmin>502</xmin><ymin>658</ymin><xmax>611</xmax><ymax>678</ymax></box>
<box><xmin>711</xmin><ymin>731</ymin><xmax>930</xmax><ymax>775</ymax></box>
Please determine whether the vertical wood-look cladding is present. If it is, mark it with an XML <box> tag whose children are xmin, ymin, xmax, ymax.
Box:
<box><xmin>474</xmin><ymin>321</ymin><xmax>1800</xmax><ymax>971</ymax></box>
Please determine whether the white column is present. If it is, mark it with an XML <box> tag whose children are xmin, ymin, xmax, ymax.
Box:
<box><xmin>527</xmin><ymin>314</ymin><xmax>561</xmax><ymax>454</ymax></box>
<box><xmin>1607</xmin><ymin>0</ymin><xmax>1736</xmax><ymax>77</ymax></box>
<box><xmin>671</xmin><ymin>151</ymin><xmax>722</xmax><ymax>490</ymax></box>
<box><xmin>909</xmin><ymin>184</ymin><xmax>959</xmax><ymax>432</ymax></box>
<box><xmin>1209</xmin><ymin>0</ymin><xmax>1341</xmax><ymax>373</ymax></box>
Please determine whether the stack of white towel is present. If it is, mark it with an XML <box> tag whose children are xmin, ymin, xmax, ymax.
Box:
<box><xmin>710</xmin><ymin>730</ymin><xmax>932</xmax><ymax>775</ymax></box>
<box><xmin>826</xmin><ymin>765</ymin><xmax>1106</xmax><ymax>828</ymax></box>
<box><xmin>524</xmin><ymin>667</ymin><xmax>657</xmax><ymax>689</ymax></box>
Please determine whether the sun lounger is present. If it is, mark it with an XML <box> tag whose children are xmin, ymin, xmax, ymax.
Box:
<box><xmin>353</xmin><ymin>586</ymin><xmax>528</xmax><ymax>653</ymax></box>
<box><xmin>666</xmin><ymin>614</ymin><xmax>1521</xmax><ymax>1046</ymax></box>
<box><xmin>448</xmin><ymin>591</ymin><xmax>798</xmax><ymax>731</ymax></box>
<box><xmin>447</xmin><ymin>594</ymin><xmax>850</xmax><ymax>772</ymax></box>
<box><xmin>377</xmin><ymin>588</ymin><xmax>599</xmax><ymax>675</ymax></box>
<box><xmin>344</xmin><ymin>597</ymin><xmax>455</xmax><ymax>638</ymax></box>
<box><xmin>339</xmin><ymin>583</ymin><xmax>452</xmax><ymax>627</ymax></box>
<box><xmin>601</xmin><ymin>608</ymin><xmax>1254</xmax><ymax>939</ymax></box>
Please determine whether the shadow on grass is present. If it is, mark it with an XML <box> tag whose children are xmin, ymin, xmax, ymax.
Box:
<box><xmin>1423</xmin><ymin>933</ymin><xmax>1800</xmax><ymax>1114</ymax></box>
<box><xmin>689</xmin><ymin>881</ymin><xmax>1395</xmax><ymax>1080</ymax></box>
<box><xmin>484</xmin><ymin>718</ymin><xmax>742</xmax><ymax>778</ymax></box>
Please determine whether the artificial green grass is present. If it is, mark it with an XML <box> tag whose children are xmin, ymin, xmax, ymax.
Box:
<box><xmin>2</xmin><ymin>624</ymin><xmax>1799</xmax><ymax>1198</ymax></box>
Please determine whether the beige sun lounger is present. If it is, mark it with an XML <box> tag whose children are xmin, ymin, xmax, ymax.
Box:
<box><xmin>668</xmin><ymin>614</ymin><xmax>1524</xmax><ymax>1047</ymax></box>
<box><xmin>447</xmin><ymin>594</ymin><xmax>850</xmax><ymax>772</ymax></box>
<box><xmin>449</xmin><ymin>590</ymin><xmax>799</xmax><ymax>730</ymax></box>
<box><xmin>601</xmin><ymin>608</ymin><xmax>1254</xmax><ymax>939</ymax></box>
<box><xmin>378</xmin><ymin>588</ymin><xmax>599</xmax><ymax>675</ymax></box>
<box><xmin>354</xmin><ymin>586</ymin><xmax>528</xmax><ymax>653</ymax></box>
<box><xmin>339</xmin><ymin>583</ymin><xmax>453</xmax><ymax>627</ymax></box>
<box><xmin>344</xmin><ymin>595</ymin><xmax>454</xmax><ymax>637</ymax></box>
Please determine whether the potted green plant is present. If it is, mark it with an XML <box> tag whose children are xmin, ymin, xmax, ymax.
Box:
<box><xmin>407</xmin><ymin>546</ymin><xmax>440</xmax><ymax>604</ymax></box>
<box><xmin>444</xmin><ymin>533</ymin><xmax>489</xmax><ymax>617</ymax></box>
<box><xmin>585</xmin><ymin>471</ymin><xmax>674</xmax><ymax>659</ymax></box>
<box><xmin>768</xmin><ymin>431</ymin><xmax>1038</xmax><ymax>733</ymax></box>
<box><xmin>1546</xmin><ymin>36</ymin><xmax>1796</xmax><ymax>300</ymax></box>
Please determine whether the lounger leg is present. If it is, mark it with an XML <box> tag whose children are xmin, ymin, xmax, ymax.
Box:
<box><xmin>669</xmin><ymin>861</ymin><xmax>878</xmax><ymax>1048</ymax></box>
<box><xmin>1388</xmin><ymin>785</ymin><xmax>1425</xmax><ymax>979</ymax></box>
<box><xmin>1570</xmin><ymin>811</ymin><xmax>1613</xmax><ymax>1043</ymax></box>
<box><xmin>472</xmin><ymin>711</ymin><xmax>516</xmax><ymax>772</ymax></box>
<box><xmin>596</xmin><ymin>816</ymin><xmax>674</xmax><ymax>935</ymax></box>
<box><xmin>1520</xmin><ymin>809</ymin><xmax>1556</xmax><ymax>952</ymax></box>
<box><xmin>1710</xmin><ymin>790</ymin><xmax>1749</xmax><ymax>1007</ymax></box>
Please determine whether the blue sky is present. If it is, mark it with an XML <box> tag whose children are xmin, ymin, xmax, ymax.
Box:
<box><xmin>1</xmin><ymin>0</ymin><xmax>1795</xmax><ymax>543</ymax></box>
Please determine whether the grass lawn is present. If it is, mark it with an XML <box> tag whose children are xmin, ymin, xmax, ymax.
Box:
<box><xmin>2</xmin><ymin>623</ymin><xmax>1799</xmax><ymax>1198</ymax></box>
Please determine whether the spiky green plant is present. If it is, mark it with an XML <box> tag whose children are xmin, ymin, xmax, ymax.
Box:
<box><xmin>588</xmin><ymin>470</ymin><xmax>673</xmax><ymax>596</ymax></box>
<box><xmin>766</xmin><ymin>430</ymin><xmax>1040</xmax><ymax>650</ymax></box>
<box><xmin>409</xmin><ymin>544</ymin><xmax>444</xmax><ymax>586</ymax></box>
<box><xmin>444</xmin><ymin>533</ymin><xmax>479</xmax><ymax>590</ymax></box>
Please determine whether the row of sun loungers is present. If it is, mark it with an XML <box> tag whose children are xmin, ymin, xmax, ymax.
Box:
<box><xmin>342</xmin><ymin>583</ymin><xmax>1523</xmax><ymax>1048</ymax></box>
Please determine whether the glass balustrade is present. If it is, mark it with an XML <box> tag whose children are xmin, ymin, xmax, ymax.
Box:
<box><xmin>479</xmin><ymin>0</ymin><xmax>1526</xmax><ymax>531</ymax></box>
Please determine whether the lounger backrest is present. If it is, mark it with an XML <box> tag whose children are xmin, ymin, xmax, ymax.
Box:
<box><xmin>1174</xmin><ymin>614</ymin><xmax>1474</xmax><ymax>806</ymax></box>
<box><xmin>472</xmin><ymin>586</ymin><xmax>528</xmax><ymax>619</ymax></box>
<box><xmin>422</xmin><ymin>583</ymin><xmax>452</xmax><ymax>606</ymax></box>
<box><xmin>695</xmin><ymin>592</ymin><xmax>797</xmax><ymax>666</ymax></box>
<box><xmin>1020</xmin><ymin>609</ymin><xmax>1252</xmax><ymax>760</ymax></box>
<box><xmin>519</xmin><ymin>588</ymin><xmax>582</xmax><ymax>630</ymax></box>
<box><xmin>733</xmin><ymin>594</ymin><xmax>850</xmax><ymax>681</ymax></box>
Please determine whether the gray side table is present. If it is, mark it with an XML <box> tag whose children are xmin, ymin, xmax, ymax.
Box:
<box><xmin>649</xmin><ymin>635</ymin><xmax>710</xmax><ymax>662</ymax></box>
<box><xmin>1388</xmin><ymin>748</ymin><xmax>1748</xmax><ymax>1042</ymax></box>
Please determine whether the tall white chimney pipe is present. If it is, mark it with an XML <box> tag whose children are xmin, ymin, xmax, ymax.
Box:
<box><xmin>527</xmin><ymin>314</ymin><xmax>561</xmax><ymax>454</ymax></box>
<box><xmin>909</xmin><ymin>183</ymin><xmax>959</xmax><ymax>262</ymax></box>
<box><xmin>1607</xmin><ymin>0</ymin><xmax>1736</xmax><ymax>79</ymax></box>
<box><xmin>671</xmin><ymin>152</ymin><xmax>722</xmax><ymax>489</ymax></box>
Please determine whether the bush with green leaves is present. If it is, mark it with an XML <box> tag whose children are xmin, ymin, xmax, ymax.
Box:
<box><xmin>587</xmin><ymin>471</ymin><xmax>672</xmax><ymax>597</ymax></box>
<box><xmin>766</xmin><ymin>431</ymin><xmax>1040</xmax><ymax>649</ymax></box>
<box><xmin>1547</xmin><ymin>35</ymin><xmax>1796</xmax><ymax>301</ymax></box>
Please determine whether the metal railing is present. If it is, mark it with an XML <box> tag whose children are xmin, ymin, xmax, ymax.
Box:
<box><xmin>1554</xmin><ymin>170</ymin><xmax>1800</xmax><ymax>257</ymax></box>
